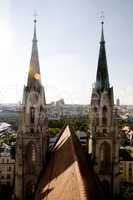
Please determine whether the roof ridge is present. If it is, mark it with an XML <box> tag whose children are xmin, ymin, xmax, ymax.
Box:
<box><xmin>35</xmin><ymin>123</ymin><xmax>107</xmax><ymax>200</ymax></box>
<box><xmin>69</xmin><ymin>127</ymin><xmax>88</xmax><ymax>200</ymax></box>
<box><xmin>70</xmin><ymin>127</ymin><xmax>107</xmax><ymax>200</ymax></box>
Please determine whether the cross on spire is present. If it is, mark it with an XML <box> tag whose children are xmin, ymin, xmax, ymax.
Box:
<box><xmin>33</xmin><ymin>12</ymin><xmax>38</xmax><ymax>24</ymax></box>
<box><xmin>100</xmin><ymin>11</ymin><xmax>105</xmax><ymax>43</ymax></box>
<box><xmin>100</xmin><ymin>11</ymin><xmax>105</xmax><ymax>24</ymax></box>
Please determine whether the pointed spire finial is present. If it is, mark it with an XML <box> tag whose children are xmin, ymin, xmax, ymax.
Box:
<box><xmin>33</xmin><ymin>12</ymin><xmax>38</xmax><ymax>42</ymax></box>
<box><xmin>33</xmin><ymin>12</ymin><xmax>37</xmax><ymax>24</ymax></box>
<box><xmin>27</xmin><ymin>14</ymin><xmax>41</xmax><ymax>87</ymax></box>
<box><xmin>100</xmin><ymin>11</ymin><xmax>104</xmax><ymax>24</ymax></box>
<box><xmin>95</xmin><ymin>12</ymin><xmax>110</xmax><ymax>92</ymax></box>
<box><xmin>100</xmin><ymin>11</ymin><xmax>105</xmax><ymax>43</ymax></box>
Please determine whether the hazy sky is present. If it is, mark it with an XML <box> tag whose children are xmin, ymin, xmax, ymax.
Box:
<box><xmin>0</xmin><ymin>0</ymin><xmax>133</xmax><ymax>104</ymax></box>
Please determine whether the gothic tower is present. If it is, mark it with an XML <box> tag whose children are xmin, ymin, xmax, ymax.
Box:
<box><xmin>15</xmin><ymin>20</ymin><xmax>49</xmax><ymax>200</ymax></box>
<box><xmin>89</xmin><ymin>22</ymin><xmax>119</xmax><ymax>198</ymax></box>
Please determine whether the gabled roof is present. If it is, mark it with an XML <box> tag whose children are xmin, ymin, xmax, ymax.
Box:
<box><xmin>35</xmin><ymin>125</ymin><xmax>106</xmax><ymax>200</ymax></box>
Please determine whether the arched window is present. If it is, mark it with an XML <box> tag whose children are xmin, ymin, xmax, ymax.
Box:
<box><xmin>30</xmin><ymin>107</ymin><xmax>35</xmax><ymax>123</ymax></box>
<box><xmin>102</xmin><ymin>106</ymin><xmax>107</xmax><ymax>126</ymax></box>
<box><xmin>100</xmin><ymin>142</ymin><xmax>111</xmax><ymax>172</ymax></box>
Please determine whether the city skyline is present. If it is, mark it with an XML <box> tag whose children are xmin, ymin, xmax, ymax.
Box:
<box><xmin>0</xmin><ymin>0</ymin><xmax>133</xmax><ymax>104</ymax></box>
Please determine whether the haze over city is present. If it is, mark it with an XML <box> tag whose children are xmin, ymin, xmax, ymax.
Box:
<box><xmin>0</xmin><ymin>0</ymin><xmax>133</xmax><ymax>104</ymax></box>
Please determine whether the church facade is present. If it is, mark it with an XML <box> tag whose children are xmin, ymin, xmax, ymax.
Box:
<box><xmin>14</xmin><ymin>19</ymin><xmax>120</xmax><ymax>200</ymax></box>
<box><xmin>89</xmin><ymin>22</ymin><xmax>120</xmax><ymax>198</ymax></box>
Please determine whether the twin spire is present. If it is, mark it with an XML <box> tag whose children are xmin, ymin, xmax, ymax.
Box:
<box><xmin>96</xmin><ymin>21</ymin><xmax>110</xmax><ymax>92</ymax></box>
<box><xmin>27</xmin><ymin>19</ymin><xmax>41</xmax><ymax>88</ymax></box>
<box><xmin>27</xmin><ymin>19</ymin><xmax>110</xmax><ymax>93</ymax></box>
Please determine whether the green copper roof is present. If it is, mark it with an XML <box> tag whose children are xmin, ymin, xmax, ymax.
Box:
<box><xmin>96</xmin><ymin>22</ymin><xmax>110</xmax><ymax>92</ymax></box>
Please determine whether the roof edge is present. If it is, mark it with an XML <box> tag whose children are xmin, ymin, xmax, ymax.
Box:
<box><xmin>50</xmin><ymin>123</ymin><xmax>68</xmax><ymax>151</ymax></box>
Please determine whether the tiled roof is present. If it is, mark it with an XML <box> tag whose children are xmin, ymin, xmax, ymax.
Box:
<box><xmin>35</xmin><ymin>125</ymin><xmax>106</xmax><ymax>200</ymax></box>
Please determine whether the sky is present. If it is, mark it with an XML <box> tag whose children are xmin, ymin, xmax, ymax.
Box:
<box><xmin>0</xmin><ymin>0</ymin><xmax>133</xmax><ymax>104</ymax></box>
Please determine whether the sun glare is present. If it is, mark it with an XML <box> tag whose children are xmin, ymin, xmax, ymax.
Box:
<box><xmin>34</xmin><ymin>73</ymin><xmax>41</xmax><ymax>80</ymax></box>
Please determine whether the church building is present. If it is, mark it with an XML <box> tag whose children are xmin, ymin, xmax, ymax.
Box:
<box><xmin>14</xmin><ymin>19</ymin><xmax>120</xmax><ymax>200</ymax></box>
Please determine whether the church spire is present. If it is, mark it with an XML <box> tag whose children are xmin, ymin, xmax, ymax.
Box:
<box><xmin>101</xmin><ymin>21</ymin><xmax>105</xmax><ymax>43</ymax></box>
<box><xmin>27</xmin><ymin>18</ymin><xmax>41</xmax><ymax>87</ymax></box>
<box><xmin>33</xmin><ymin>18</ymin><xmax>37</xmax><ymax>42</ymax></box>
<box><xmin>96</xmin><ymin>21</ymin><xmax>110</xmax><ymax>92</ymax></box>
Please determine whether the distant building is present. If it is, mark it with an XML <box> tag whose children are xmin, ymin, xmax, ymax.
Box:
<box><xmin>0</xmin><ymin>147</ymin><xmax>15</xmax><ymax>186</ymax></box>
<box><xmin>75</xmin><ymin>130</ymin><xmax>88</xmax><ymax>150</ymax></box>
<box><xmin>116</xmin><ymin>98</ymin><xmax>120</xmax><ymax>106</ymax></box>
<box><xmin>0</xmin><ymin>103</ymin><xmax>20</xmax><ymax>112</ymax></box>
<box><xmin>0</xmin><ymin>122</ymin><xmax>12</xmax><ymax>136</ymax></box>
<box><xmin>120</xmin><ymin>147</ymin><xmax>133</xmax><ymax>183</ymax></box>
<box><xmin>47</xmin><ymin>99</ymin><xmax>89</xmax><ymax>119</ymax></box>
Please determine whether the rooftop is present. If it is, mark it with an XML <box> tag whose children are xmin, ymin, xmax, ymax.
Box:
<box><xmin>35</xmin><ymin>125</ymin><xmax>106</xmax><ymax>200</ymax></box>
